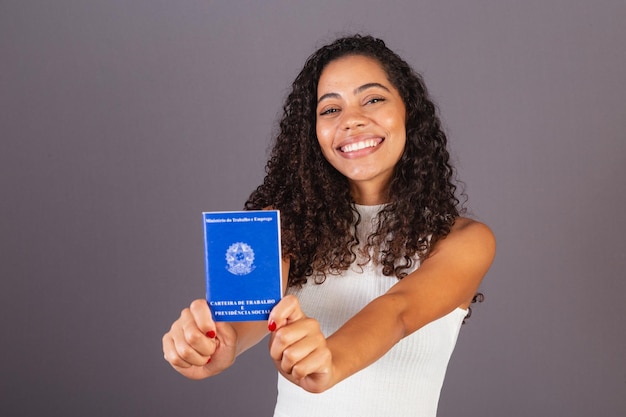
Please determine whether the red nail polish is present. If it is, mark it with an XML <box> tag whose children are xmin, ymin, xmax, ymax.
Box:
<box><xmin>268</xmin><ymin>321</ymin><xmax>277</xmax><ymax>332</ymax></box>
<box><xmin>206</xmin><ymin>330</ymin><xmax>216</xmax><ymax>338</ymax></box>
<box><xmin>207</xmin><ymin>357</ymin><xmax>212</xmax><ymax>364</ymax></box>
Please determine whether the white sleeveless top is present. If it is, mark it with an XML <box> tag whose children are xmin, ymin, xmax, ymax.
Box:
<box><xmin>273</xmin><ymin>205</ymin><xmax>466</xmax><ymax>417</ymax></box>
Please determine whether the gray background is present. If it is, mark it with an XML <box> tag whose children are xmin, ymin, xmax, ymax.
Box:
<box><xmin>1</xmin><ymin>0</ymin><xmax>625</xmax><ymax>416</ymax></box>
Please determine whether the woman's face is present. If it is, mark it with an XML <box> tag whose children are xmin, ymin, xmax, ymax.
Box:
<box><xmin>316</xmin><ymin>55</ymin><xmax>406</xmax><ymax>203</ymax></box>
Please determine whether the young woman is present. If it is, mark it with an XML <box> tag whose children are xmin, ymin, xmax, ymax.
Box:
<box><xmin>162</xmin><ymin>34</ymin><xmax>495</xmax><ymax>417</ymax></box>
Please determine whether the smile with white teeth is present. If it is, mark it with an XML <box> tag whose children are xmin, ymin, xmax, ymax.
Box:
<box><xmin>340</xmin><ymin>139</ymin><xmax>381</xmax><ymax>153</ymax></box>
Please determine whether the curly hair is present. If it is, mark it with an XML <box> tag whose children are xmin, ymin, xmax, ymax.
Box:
<box><xmin>245</xmin><ymin>34</ymin><xmax>461</xmax><ymax>288</ymax></box>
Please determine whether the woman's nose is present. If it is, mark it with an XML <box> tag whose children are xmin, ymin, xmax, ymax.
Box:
<box><xmin>341</xmin><ymin>107</ymin><xmax>368</xmax><ymax>130</ymax></box>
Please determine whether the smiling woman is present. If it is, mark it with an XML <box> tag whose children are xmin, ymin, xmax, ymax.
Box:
<box><xmin>316</xmin><ymin>55</ymin><xmax>407</xmax><ymax>205</ymax></box>
<box><xmin>162</xmin><ymin>34</ymin><xmax>495</xmax><ymax>417</ymax></box>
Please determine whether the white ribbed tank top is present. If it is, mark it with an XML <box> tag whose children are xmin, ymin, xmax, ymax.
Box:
<box><xmin>273</xmin><ymin>205</ymin><xmax>466</xmax><ymax>417</ymax></box>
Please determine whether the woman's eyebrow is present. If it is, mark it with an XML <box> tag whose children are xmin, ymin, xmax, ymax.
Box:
<box><xmin>317</xmin><ymin>83</ymin><xmax>391</xmax><ymax>105</ymax></box>
<box><xmin>354</xmin><ymin>82</ymin><xmax>390</xmax><ymax>95</ymax></box>
<box><xmin>317</xmin><ymin>92</ymin><xmax>340</xmax><ymax>104</ymax></box>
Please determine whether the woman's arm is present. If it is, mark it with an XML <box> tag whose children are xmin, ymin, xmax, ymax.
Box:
<box><xmin>268</xmin><ymin>218</ymin><xmax>495</xmax><ymax>393</ymax></box>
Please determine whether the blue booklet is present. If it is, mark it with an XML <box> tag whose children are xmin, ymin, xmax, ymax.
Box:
<box><xmin>202</xmin><ymin>210</ymin><xmax>283</xmax><ymax>321</ymax></box>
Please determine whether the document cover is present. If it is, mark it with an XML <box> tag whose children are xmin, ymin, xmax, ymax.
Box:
<box><xmin>203</xmin><ymin>210</ymin><xmax>282</xmax><ymax>321</ymax></box>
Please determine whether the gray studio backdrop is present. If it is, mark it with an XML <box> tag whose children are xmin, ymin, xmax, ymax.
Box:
<box><xmin>1</xmin><ymin>1</ymin><xmax>625</xmax><ymax>416</ymax></box>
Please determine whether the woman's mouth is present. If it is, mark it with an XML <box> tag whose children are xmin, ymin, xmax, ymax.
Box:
<box><xmin>339</xmin><ymin>138</ymin><xmax>383</xmax><ymax>153</ymax></box>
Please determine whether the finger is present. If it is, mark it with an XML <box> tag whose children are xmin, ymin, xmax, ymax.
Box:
<box><xmin>290</xmin><ymin>345</ymin><xmax>332</xmax><ymax>382</ymax></box>
<box><xmin>163</xmin><ymin>332</ymin><xmax>216</xmax><ymax>381</ymax></box>
<box><xmin>189</xmin><ymin>299</ymin><xmax>216</xmax><ymax>337</ymax></box>
<box><xmin>269</xmin><ymin>317</ymin><xmax>322</xmax><ymax>363</ymax></box>
<box><xmin>163</xmin><ymin>324</ymin><xmax>212</xmax><ymax>369</ymax></box>
<box><xmin>179</xmin><ymin>307</ymin><xmax>217</xmax><ymax>359</ymax></box>
<box><xmin>268</xmin><ymin>295</ymin><xmax>306</xmax><ymax>331</ymax></box>
<box><xmin>162</xmin><ymin>332</ymin><xmax>193</xmax><ymax>369</ymax></box>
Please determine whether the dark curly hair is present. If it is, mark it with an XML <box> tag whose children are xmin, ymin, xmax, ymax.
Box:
<box><xmin>245</xmin><ymin>34</ymin><xmax>461</xmax><ymax>288</ymax></box>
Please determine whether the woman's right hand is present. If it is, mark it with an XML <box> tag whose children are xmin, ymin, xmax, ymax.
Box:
<box><xmin>162</xmin><ymin>299</ymin><xmax>238</xmax><ymax>380</ymax></box>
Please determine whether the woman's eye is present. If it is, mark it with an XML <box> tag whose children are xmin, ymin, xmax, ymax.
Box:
<box><xmin>319</xmin><ymin>108</ymin><xmax>340</xmax><ymax>116</ymax></box>
<box><xmin>367</xmin><ymin>97</ymin><xmax>385</xmax><ymax>105</ymax></box>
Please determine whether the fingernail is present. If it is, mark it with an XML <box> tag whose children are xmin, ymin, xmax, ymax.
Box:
<box><xmin>206</xmin><ymin>330</ymin><xmax>216</xmax><ymax>338</ymax></box>
<box><xmin>268</xmin><ymin>321</ymin><xmax>277</xmax><ymax>332</ymax></box>
<box><xmin>207</xmin><ymin>357</ymin><xmax>212</xmax><ymax>364</ymax></box>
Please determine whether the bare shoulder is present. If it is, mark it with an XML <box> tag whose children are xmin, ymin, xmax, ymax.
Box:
<box><xmin>431</xmin><ymin>217</ymin><xmax>496</xmax><ymax>265</ymax></box>
<box><xmin>451</xmin><ymin>217</ymin><xmax>495</xmax><ymax>242</ymax></box>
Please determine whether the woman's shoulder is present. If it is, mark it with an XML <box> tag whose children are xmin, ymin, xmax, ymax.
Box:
<box><xmin>452</xmin><ymin>216</ymin><xmax>493</xmax><ymax>235</ymax></box>
<box><xmin>433</xmin><ymin>217</ymin><xmax>496</xmax><ymax>262</ymax></box>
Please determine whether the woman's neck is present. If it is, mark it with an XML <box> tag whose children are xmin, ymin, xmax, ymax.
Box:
<box><xmin>349</xmin><ymin>181</ymin><xmax>390</xmax><ymax>206</ymax></box>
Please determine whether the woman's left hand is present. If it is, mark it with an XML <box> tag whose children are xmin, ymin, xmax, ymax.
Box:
<box><xmin>268</xmin><ymin>295</ymin><xmax>335</xmax><ymax>393</ymax></box>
